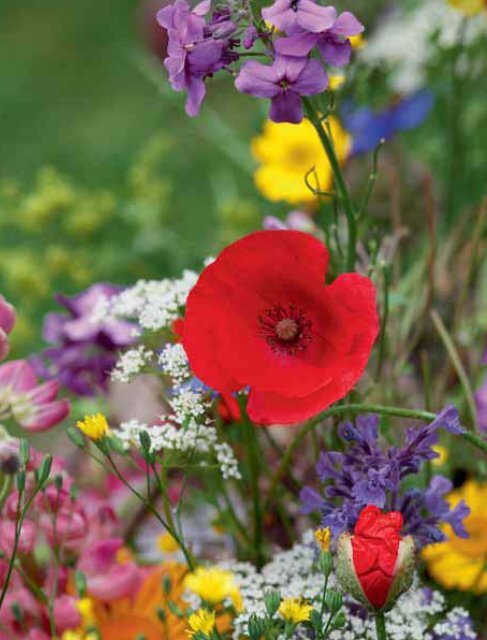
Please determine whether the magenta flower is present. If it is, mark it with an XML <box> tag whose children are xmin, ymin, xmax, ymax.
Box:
<box><xmin>0</xmin><ymin>294</ymin><xmax>15</xmax><ymax>361</ymax></box>
<box><xmin>0</xmin><ymin>360</ymin><xmax>70</xmax><ymax>432</ymax></box>
<box><xmin>275</xmin><ymin>10</ymin><xmax>364</xmax><ymax>67</ymax></box>
<box><xmin>53</xmin><ymin>595</ymin><xmax>82</xmax><ymax>634</ymax></box>
<box><xmin>235</xmin><ymin>55</ymin><xmax>328</xmax><ymax>123</ymax></box>
<box><xmin>78</xmin><ymin>538</ymin><xmax>142</xmax><ymax>601</ymax></box>
<box><xmin>262</xmin><ymin>0</ymin><xmax>336</xmax><ymax>35</ymax></box>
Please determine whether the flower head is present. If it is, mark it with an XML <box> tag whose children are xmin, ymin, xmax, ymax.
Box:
<box><xmin>76</xmin><ymin>413</ymin><xmax>110</xmax><ymax>441</ymax></box>
<box><xmin>275</xmin><ymin>10</ymin><xmax>364</xmax><ymax>67</ymax></box>
<box><xmin>235</xmin><ymin>55</ymin><xmax>328</xmax><ymax>124</ymax></box>
<box><xmin>252</xmin><ymin>117</ymin><xmax>350</xmax><ymax>204</ymax></box>
<box><xmin>157</xmin><ymin>0</ymin><xmax>237</xmax><ymax>117</ymax></box>
<box><xmin>278</xmin><ymin>597</ymin><xmax>312</xmax><ymax>624</ymax></box>
<box><xmin>0</xmin><ymin>360</ymin><xmax>70</xmax><ymax>432</ymax></box>
<box><xmin>262</xmin><ymin>0</ymin><xmax>336</xmax><ymax>34</ymax></box>
<box><xmin>336</xmin><ymin>505</ymin><xmax>415</xmax><ymax>611</ymax></box>
<box><xmin>314</xmin><ymin>527</ymin><xmax>331</xmax><ymax>551</ymax></box>
<box><xmin>423</xmin><ymin>480</ymin><xmax>487</xmax><ymax>593</ymax></box>
<box><xmin>183</xmin><ymin>231</ymin><xmax>378</xmax><ymax>425</ymax></box>
<box><xmin>33</xmin><ymin>284</ymin><xmax>135</xmax><ymax>397</ymax></box>
<box><xmin>187</xmin><ymin>609</ymin><xmax>216</xmax><ymax>637</ymax></box>
<box><xmin>184</xmin><ymin>567</ymin><xmax>242</xmax><ymax>609</ymax></box>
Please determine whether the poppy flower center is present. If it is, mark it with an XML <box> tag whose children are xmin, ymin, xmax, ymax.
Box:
<box><xmin>259</xmin><ymin>305</ymin><xmax>312</xmax><ymax>355</ymax></box>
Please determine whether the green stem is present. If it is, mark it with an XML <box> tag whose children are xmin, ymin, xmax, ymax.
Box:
<box><xmin>241</xmin><ymin>406</ymin><xmax>264</xmax><ymax>568</ymax></box>
<box><xmin>105</xmin><ymin>452</ymin><xmax>195</xmax><ymax>570</ymax></box>
<box><xmin>375</xmin><ymin>612</ymin><xmax>387</xmax><ymax>640</ymax></box>
<box><xmin>430</xmin><ymin>309</ymin><xmax>479</xmax><ymax>431</ymax></box>
<box><xmin>266</xmin><ymin>403</ymin><xmax>487</xmax><ymax>502</ymax></box>
<box><xmin>303</xmin><ymin>96</ymin><xmax>357</xmax><ymax>271</ymax></box>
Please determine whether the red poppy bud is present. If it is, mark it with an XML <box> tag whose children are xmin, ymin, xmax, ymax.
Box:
<box><xmin>336</xmin><ymin>505</ymin><xmax>415</xmax><ymax>612</ymax></box>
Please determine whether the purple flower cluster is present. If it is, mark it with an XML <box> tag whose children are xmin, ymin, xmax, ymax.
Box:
<box><xmin>157</xmin><ymin>0</ymin><xmax>238</xmax><ymax>116</ymax></box>
<box><xmin>158</xmin><ymin>0</ymin><xmax>363</xmax><ymax>123</ymax></box>
<box><xmin>32</xmin><ymin>284</ymin><xmax>135</xmax><ymax>397</ymax></box>
<box><xmin>301</xmin><ymin>406</ymin><xmax>470</xmax><ymax>547</ymax></box>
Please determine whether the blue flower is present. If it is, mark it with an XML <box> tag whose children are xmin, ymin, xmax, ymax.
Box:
<box><xmin>342</xmin><ymin>90</ymin><xmax>434</xmax><ymax>155</ymax></box>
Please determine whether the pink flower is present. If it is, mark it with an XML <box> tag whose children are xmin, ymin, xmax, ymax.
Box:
<box><xmin>0</xmin><ymin>295</ymin><xmax>15</xmax><ymax>361</ymax></box>
<box><xmin>0</xmin><ymin>360</ymin><xmax>70</xmax><ymax>432</ymax></box>
<box><xmin>53</xmin><ymin>595</ymin><xmax>82</xmax><ymax>633</ymax></box>
<box><xmin>0</xmin><ymin>518</ymin><xmax>37</xmax><ymax>556</ymax></box>
<box><xmin>78</xmin><ymin>538</ymin><xmax>142</xmax><ymax>601</ymax></box>
<box><xmin>37</xmin><ymin>487</ymin><xmax>89</xmax><ymax>553</ymax></box>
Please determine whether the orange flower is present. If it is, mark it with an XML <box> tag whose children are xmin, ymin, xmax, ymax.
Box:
<box><xmin>93</xmin><ymin>562</ymin><xmax>188</xmax><ymax>640</ymax></box>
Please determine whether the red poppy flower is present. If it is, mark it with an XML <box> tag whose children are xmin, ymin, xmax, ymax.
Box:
<box><xmin>182</xmin><ymin>230</ymin><xmax>378</xmax><ymax>425</ymax></box>
<box><xmin>336</xmin><ymin>505</ymin><xmax>415</xmax><ymax>611</ymax></box>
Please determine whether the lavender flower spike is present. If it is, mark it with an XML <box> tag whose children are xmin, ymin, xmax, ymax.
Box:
<box><xmin>235</xmin><ymin>55</ymin><xmax>328</xmax><ymax>124</ymax></box>
<box><xmin>262</xmin><ymin>0</ymin><xmax>336</xmax><ymax>36</ymax></box>
<box><xmin>276</xmin><ymin>10</ymin><xmax>363</xmax><ymax>67</ymax></box>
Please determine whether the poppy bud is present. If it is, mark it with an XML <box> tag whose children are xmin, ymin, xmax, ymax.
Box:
<box><xmin>336</xmin><ymin>505</ymin><xmax>415</xmax><ymax>612</ymax></box>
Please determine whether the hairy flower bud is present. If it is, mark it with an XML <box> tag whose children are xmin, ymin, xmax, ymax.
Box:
<box><xmin>336</xmin><ymin>505</ymin><xmax>415</xmax><ymax>612</ymax></box>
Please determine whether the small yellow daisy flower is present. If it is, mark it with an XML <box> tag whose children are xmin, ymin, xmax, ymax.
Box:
<box><xmin>251</xmin><ymin>116</ymin><xmax>351</xmax><ymax>205</ymax></box>
<box><xmin>314</xmin><ymin>527</ymin><xmax>331</xmax><ymax>552</ymax></box>
<box><xmin>278</xmin><ymin>598</ymin><xmax>313</xmax><ymax>624</ymax></box>
<box><xmin>187</xmin><ymin>609</ymin><xmax>216</xmax><ymax>638</ymax></box>
<box><xmin>184</xmin><ymin>567</ymin><xmax>242</xmax><ymax>611</ymax></box>
<box><xmin>76</xmin><ymin>413</ymin><xmax>109</xmax><ymax>441</ymax></box>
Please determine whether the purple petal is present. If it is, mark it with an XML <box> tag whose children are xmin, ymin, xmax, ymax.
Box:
<box><xmin>185</xmin><ymin>75</ymin><xmax>206</xmax><ymax>117</ymax></box>
<box><xmin>269</xmin><ymin>90</ymin><xmax>303</xmax><ymax>123</ymax></box>
<box><xmin>317</xmin><ymin>38</ymin><xmax>351</xmax><ymax>67</ymax></box>
<box><xmin>292</xmin><ymin>58</ymin><xmax>328</xmax><ymax>95</ymax></box>
<box><xmin>235</xmin><ymin>61</ymin><xmax>279</xmax><ymax>98</ymax></box>
<box><xmin>193</xmin><ymin>0</ymin><xmax>211</xmax><ymax>16</ymax></box>
<box><xmin>297</xmin><ymin>1</ymin><xmax>337</xmax><ymax>33</ymax></box>
<box><xmin>272</xmin><ymin>54</ymin><xmax>308</xmax><ymax>83</ymax></box>
<box><xmin>330</xmin><ymin>11</ymin><xmax>364</xmax><ymax>37</ymax></box>
<box><xmin>274</xmin><ymin>32</ymin><xmax>318</xmax><ymax>57</ymax></box>
<box><xmin>262</xmin><ymin>0</ymin><xmax>296</xmax><ymax>32</ymax></box>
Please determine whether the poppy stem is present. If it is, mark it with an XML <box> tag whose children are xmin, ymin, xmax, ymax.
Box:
<box><xmin>302</xmin><ymin>96</ymin><xmax>357</xmax><ymax>272</ymax></box>
<box><xmin>375</xmin><ymin>612</ymin><xmax>387</xmax><ymax>640</ymax></box>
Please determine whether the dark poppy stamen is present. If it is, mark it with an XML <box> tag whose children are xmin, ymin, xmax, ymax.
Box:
<box><xmin>258</xmin><ymin>304</ymin><xmax>312</xmax><ymax>355</ymax></box>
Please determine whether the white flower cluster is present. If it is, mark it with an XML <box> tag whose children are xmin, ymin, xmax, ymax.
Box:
<box><xmin>158</xmin><ymin>343</ymin><xmax>190</xmax><ymax>385</ymax></box>
<box><xmin>94</xmin><ymin>271</ymin><xmax>198</xmax><ymax>332</ymax></box>
<box><xmin>111</xmin><ymin>346</ymin><xmax>154</xmax><ymax>383</ymax></box>
<box><xmin>115</xmin><ymin>416</ymin><xmax>240</xmax><ymax>480</ymax></box>
<box><xmin>222</xmin><ymin>533</ymin><xmax>477</xmax><ymax>640</ymax></box>
<box><xmin>361</xmin><ymin>0</ymin><xmax>487</xmax><ymax>93</ymax></box>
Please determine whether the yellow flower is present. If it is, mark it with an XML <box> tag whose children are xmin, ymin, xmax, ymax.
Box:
<box><xmin>251</xmin><ymin>117</ymin><xmax>351</xmax><ymax>205</ymax></box>
<box><xmin>314</xmin><ymin>527</ymin><xmax>331</xmax><ymax>552</ymax></box>
<box><xmin>350</xmin><ymin>33</ymin><xmax>365</xmax><ymax>49</ymax></box>
<box><xmin>76</xmin><ymin>413</ymin><xmax>110</xmax><ymax>441</ymax></box>
<box><xmin>423</xmin><ymin>480</ymin><xmax>487</xmax><ymax>594</ymax></box>
<box><xmin>432</xmin><ymin>445</ymin><xmax>448</xmax><ymax>467</ymax></box>
<box><xmin>187</xmin><ymin>609</ymin><xmax>216</xmax><ymax>637</ymax></box>
<box><xmin>184</xmin><ymin>567</ymin><xmax>242</xmax><ymax>610</ymax></box>
<box><xmin>329</xmin><ymin>75</ymin><xmax>345</xmax><ymax>91</ymax></box>
<box><xmin>158</xmin><ymin>532</ymin><xmax>180</xmax><ymax>553</ymax></box>
<box><xmin>278</xmin><ymin>598</ymin><xmax>313</xmax><ymax>624</ymax></box>
<box><xmin>447</xmin><ymin>0</ymin><xmax>486</xmax><ymax>16</ymax></box>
